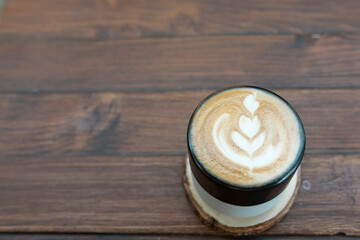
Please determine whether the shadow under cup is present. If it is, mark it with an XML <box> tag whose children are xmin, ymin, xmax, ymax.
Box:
<box><xmin>186</xmin><ymin>86</ymin><xmax>306</xmax><ymax>218</ymax></box>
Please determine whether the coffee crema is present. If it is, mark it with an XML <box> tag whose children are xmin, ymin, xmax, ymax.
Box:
<box><xmin>189</xmin><ymin>87</ymin><xmax>305</xmax><ymax>187</ymax></box>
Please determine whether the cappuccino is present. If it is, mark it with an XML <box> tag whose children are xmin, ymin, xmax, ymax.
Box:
<box><xmin>189</xmin><ymin>87</ymin><xmax>305</xmax><ymax>188</ymax></box>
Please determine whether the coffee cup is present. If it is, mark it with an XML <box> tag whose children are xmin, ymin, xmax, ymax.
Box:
<box><xmin>186</xmin><ymin>86</ymin><xmax>305</xmax><ymax>220</ymax></box>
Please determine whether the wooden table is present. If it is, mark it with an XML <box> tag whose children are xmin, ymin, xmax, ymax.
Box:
<box><xmin>0</xmin><ymin>0</ymin><xmax>359</xmax><ymax>239</ymax></box>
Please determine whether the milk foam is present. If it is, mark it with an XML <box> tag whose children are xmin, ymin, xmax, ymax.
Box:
<box><xmin>189</xmin><ymin>87</ymin><xmax>304</xmax><ymax>187</ymax></box>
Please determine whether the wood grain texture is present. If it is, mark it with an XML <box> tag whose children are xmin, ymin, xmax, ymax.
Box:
<box><xmin>0</xmin><ymin>89</ymin><xmax>358</xmax><ymax>157</ymax></box>
<box><xmin>0</xmin><ymin>235</ymin><xmax>353</xmax><ymax>240</ymax></box>
<box><xmin>1</xmin><ymin>0</ymin><xmax>360</xmax><ymax>40</ymax></box>
<box><xmin>0</xmin><ymin>154</ymin><xmax>358</xmax><ymax>235</ymax></box>
<box><xmin>1</xmin><ymin>34</ymin><xmax>360</xmax><ymax>92</ymax></box>
<box><xmin>0</xmin><ymin>0</ymin><xmax>358</xmax><ymax>238</ymax></box>
<box><xmin>0</xmin><ymin>0</ymin><xmax>6</xmax><ymax>19</ymax></box>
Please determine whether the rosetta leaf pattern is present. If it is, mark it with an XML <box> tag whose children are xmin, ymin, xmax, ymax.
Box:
<box><xmin>232</xmin><ymin>94</ymin><xmax>264</xmax><ymax>157</ymax></box>
<box><xmin>213</xmin><ymin>92</ymin><xmax>282</xmax><ymax>169</ymax></box>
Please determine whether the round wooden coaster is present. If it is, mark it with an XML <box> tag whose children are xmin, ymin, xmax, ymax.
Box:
<box><xmin>183</xmin><ymin>155</ymin><xmax>301</xmax><ymax>236</ymax></box>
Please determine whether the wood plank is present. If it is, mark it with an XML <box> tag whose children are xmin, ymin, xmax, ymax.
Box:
<box><xmin>2</xmin><ymin>0</ymin><xmax>360</xmax><ymax>39</ymax></box>
<box><xmin>1</xmin><ymin>34</ymin><xmax>360</xmax><ymax>92</ymax></box>
<box><xmin>0</xmin><ymin>234</ymin><xmax>353</xmax><ymax>240</ymax></box>
<box><xmin>0</xmin><ymin>89</ymin><xmax>358</xmax><ymax>157</ymax></box>
<box><xmin>0</xmin><ymin>154</ymin><xmax>358</xmax><ymax>235</ymax></box>
<box><xmin>0</xmin><ymin>0</ymin><xmax>6</xmax><ymax>19</ymax></box>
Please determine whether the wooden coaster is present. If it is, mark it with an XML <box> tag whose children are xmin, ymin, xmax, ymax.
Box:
<box><xmin>183</xmin><ymin>155</ymin><xmax>301</xmax><ymax>236</ymax></box>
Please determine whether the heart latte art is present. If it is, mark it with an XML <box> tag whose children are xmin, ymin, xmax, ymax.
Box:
<box><xmin>189</xmin><ymin>87</ymin><xmax>304</xmax><ymax>187</ymax></box>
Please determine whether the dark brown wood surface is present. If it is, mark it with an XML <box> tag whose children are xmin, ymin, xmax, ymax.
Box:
<box><xmin>0</xmin><ymin>0</ymin><xmax>359</xmax><ymax>239</ymax></box>
<box><xmin>1</xmin><ymin>34</ymin><xmax>360</xmax><ymax>92</ymax></box>
<box><xmin>0</xmin><ymin>235</ymin><xmax>355</xmax><ymax>240</ymax></box>
<box><xmin>0</xmin><ymin>235</ymin><xmax>353</xmax><ymax>240</ymax></box>
<box><xmin>0</xmin><ymin>89</ymin><xmax>358</xmax><ymax>156</ymax></box>
<box><xmin>1</xmin><ymin>0</ymin><xmax>360</xmax><ymax>40</ymax></box>
<box><xmin>0</xmin><ymin>154</ymin><xmax>359</xmax><ymax>235</ymax></box>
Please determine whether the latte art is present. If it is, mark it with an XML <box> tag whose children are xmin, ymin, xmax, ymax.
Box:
<box><xmin>189</xmin><ymin>87</ymin><xmax>304</xmax><ymax>187</ymax></box>
<box><xmin>213</xmin><ymin>93</ymin><xmax>283</xmax><ymax>170</ymax></box>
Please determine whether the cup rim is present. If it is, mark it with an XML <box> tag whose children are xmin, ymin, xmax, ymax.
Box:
<box><xmin>187</xmin><ymin>85</ymin><xmax>306</xmax><ymax>192</ymax></box>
